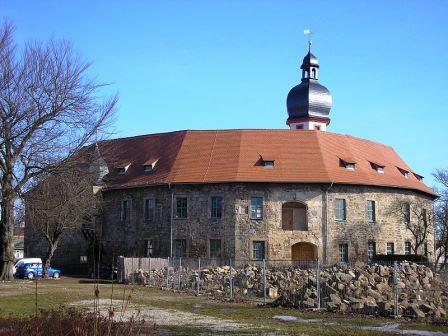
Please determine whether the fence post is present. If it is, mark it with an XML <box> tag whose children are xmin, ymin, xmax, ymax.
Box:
<box><xmin>263</xmin><ymin>259</ymin><xmax>267</xmax><ymax>305</ymax></box>
<box><xmin>148</xmin><ymin>257</ymin><xmax>152</xmax><ymax>287</ymax></box>
<box><xmin>316</xmin><ymin>259</ymin><xmax>321</xmax><ymax>309</ymax></box>
<box><xmin>393</xmin><ymin>261</ymin><xmax>398</xmax><ymax>318</ymax></box>
<box><xmin>178</xmin><ymin>257</ymin><xmax>182</xmax><ymax>290</ymax></box>
<box><xmin>166</xmin><ymin>257</ymin><xmax>170</xmax><ymax>289</ymax></box>
<box><xmin>229</xmin><ymin>258</ymin><xmax>234</xmax><ymax>300</ymax></box>
<box><xmin>197</xmin><ymin>257</ymin><xmax>201</xmax><ymax>295</ymax></box>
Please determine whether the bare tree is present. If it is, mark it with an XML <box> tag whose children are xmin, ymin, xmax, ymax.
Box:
<box><xmin>390</xmin><ymin>199</ymin><xmax>434</xmax><ymax>256</ymax></box>
<box><xmin>0</xmin><ymin>22</ymin><xmax>116</xmax><ymax>280</ymax></box>
<box><xmin>26</xmin><ymin>168</ymin><xmax>101</xmax><ymax>276</ymax></box>
<box><xmin>434</xmin><ymin>169</ymin><xmax>448</xmax><ymax>269</ymax></box>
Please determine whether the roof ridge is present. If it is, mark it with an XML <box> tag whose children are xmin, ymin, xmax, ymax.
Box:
<box><xmin>99</xmin><ymin>130</ymin><xmax>187</xmax><ymax>143</ymax></box>
<box><xmin>202</xmin><ymin>130</ymin><xmax>219</xmax><ymax>182</ymax></box>
<box><xmin>315</xmin><ymin>131</ymin><xmax>332</xmax><ymax>182</ymax></box>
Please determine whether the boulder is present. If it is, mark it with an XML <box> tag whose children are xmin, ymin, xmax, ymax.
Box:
<box><xmin>405</xmin><ymin>304</ymin><xmax>426</xmax><ymax>319</ymax></box>
<box><xmin>330</xmin><ymin>293</ymin><xmax>342</xmax><ymax>304</ymax></box>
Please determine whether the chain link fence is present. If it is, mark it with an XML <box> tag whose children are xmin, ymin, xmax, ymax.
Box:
<box><xmin>118</xmin><ymin>257</ymin><xmax>448</xmax><ymax>320</ymax></box>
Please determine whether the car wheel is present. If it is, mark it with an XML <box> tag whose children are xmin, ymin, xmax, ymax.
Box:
<box><xmin>27</xmin><ymin>272</ymin><xmax>34</xmax><ymax>280</ymax></box>
<box><xmin>53</xmin><ymin>272</ymin><xmax>60</xmax><ymax>279</ymax></box>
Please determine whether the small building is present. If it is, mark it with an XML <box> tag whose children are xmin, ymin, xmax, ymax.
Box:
<box><xmin>25</xmin><ymin>45</ymin><xmax>436</xmax><ymax>269</ymax></box>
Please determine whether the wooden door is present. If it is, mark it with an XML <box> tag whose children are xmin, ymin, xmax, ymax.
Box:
<box><xmin>291</xmin><ymin>243</ymin><xmax>315</xmax><ymax>261</ymax></box>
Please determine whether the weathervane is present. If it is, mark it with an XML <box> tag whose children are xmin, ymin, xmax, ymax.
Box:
<box><xmin>304</xmin><ymin>29</ymin><xmax>314</xmax><ymax>51</ymax></box>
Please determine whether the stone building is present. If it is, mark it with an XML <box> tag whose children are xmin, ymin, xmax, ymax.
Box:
<box><xmin>25</xmin><ymin>45</ymin><xmax>436</xmax><ymax>269</ymax></box>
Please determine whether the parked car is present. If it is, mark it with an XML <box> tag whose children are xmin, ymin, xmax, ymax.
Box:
<box><xmin>15</xmin><ymin>262</ymin><xmax>62</xmax><ymax>279</ymax></box>
<box><xmin>89</xmin><ymin>263</ymin><xmax>117</xmax><ymax>279</ymax></box>
<box><xmin>13</xmin><ymin>258</ymin><xmax>42</xmax><ymax>275</ymax></box>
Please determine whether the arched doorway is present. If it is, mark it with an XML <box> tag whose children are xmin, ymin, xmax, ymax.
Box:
<box><xmin>291</xmin><ymin>242</ymin><xmax>316</xmax><ymax>261</ymax></box>
<box><xmin>282</xmin><ymin>202</ymin><xmax>308</xmax><ymax>231</ymax></box>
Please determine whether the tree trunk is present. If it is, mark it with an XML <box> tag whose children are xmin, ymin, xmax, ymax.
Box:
<box><xmin>0</xmin><ymin>195</ymin><xmax>16</xmax><ymax>280</ymax></box>
<box><xmin>43</xmin><ymin>238</ymin><xmax>60</xmax><ymax>278</ymax></box>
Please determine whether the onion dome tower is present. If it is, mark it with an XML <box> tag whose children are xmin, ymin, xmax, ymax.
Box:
<box><xmin>286</xmin><ymin>42</ymin><xmax>333</xmax><ymax>131</ymax></box>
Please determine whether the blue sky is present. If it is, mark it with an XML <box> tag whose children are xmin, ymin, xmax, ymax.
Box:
<box><xmin>2</xmin><ymin>0</ymin><xmax>447</xmax><ymax>188</ymax></box>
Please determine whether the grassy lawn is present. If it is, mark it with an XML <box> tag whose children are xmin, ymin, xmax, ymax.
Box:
<box><xmin>0</xmin><ymin>277</ymin><xmax>447</xmax><ymax>335</ymax></box>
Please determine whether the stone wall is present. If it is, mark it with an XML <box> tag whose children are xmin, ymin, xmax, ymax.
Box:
<box><xmin>25</xmin><ymin>181</ymin><xmax>434</xmax><ymax>270</ymax></box>
<box><xmin>98</xmin><ymin>182</ymin><xmax>434</xmax><ymax>264</ymax></box>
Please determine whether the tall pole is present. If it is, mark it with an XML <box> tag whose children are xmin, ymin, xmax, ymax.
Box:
<box><xmin>263</xmin><ymin>259</ymin><xmax>267</xmax><ymax>305</ymax></box>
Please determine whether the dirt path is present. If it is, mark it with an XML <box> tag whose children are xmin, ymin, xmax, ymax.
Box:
<box><xmin>71</xmin><ymin>299</ymin><xmax>257</xmax><ymax>333</ymax></box>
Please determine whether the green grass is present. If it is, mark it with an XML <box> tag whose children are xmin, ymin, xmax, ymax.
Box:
<box><xmin>0</xmin><ymin>278</ymin><xmax>446</xmax><ymax>335</ymax></box>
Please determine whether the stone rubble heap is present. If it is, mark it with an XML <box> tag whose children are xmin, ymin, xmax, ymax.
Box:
<box><xmin>133</xmin><ymin>262</ymin><xmax>447</xmax><ymax>320</ymax></box>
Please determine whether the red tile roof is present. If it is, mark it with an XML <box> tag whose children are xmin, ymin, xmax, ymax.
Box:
<box><xmin>96</xmin><ymin>130</ymin><xmax>436</xmax><ymax>197</ymax></box>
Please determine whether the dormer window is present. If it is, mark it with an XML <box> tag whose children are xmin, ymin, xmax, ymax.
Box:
<box><xmin>143</xmin><ymin>158</ymin><xmax>159</xmax><ymax>173</ymax></box>
<box><xmin>116</xmin><ymin>163</ymin><xmax>131</xmax><ymax>175</ymax></box>
<box><xmin>397</xmin><ymin>167</ymin><xmax>409</xmax><ymax>178</ymax></box>
<box><xmin>346</xmin><ymin>163</ymin><xmax>355</xmax><ymax>170</ymax></box>
<box><xmin>144</xmin><ymin>165</ymin><xmax>153</xmax><ymax>173</ymax></box>
<box><xmin>339</xmin><ymin>158</ymin><xmax>356</xmax><ymax>170</ymax></box>
<box><xmin>263</xmin><ymin>160</ymin><xmax>275</xmax><ymax>168</ymax></box>
<box><xmin>259</xmin><ymin>154</ymin><xmax>275</xmax><ymax>169</ymax></box>
<box><xmin>370</xmin><ymin>162</ymin><xmax>385</xmax><ymax>174</ymax></box>
<box><xmin>413</xmin><ymin>173</ymin><xmax>424</xmax><ymax>181</ymax></box>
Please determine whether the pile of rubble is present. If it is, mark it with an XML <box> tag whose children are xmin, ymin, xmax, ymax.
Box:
<box><xmin>133</xmin><ymin>262</ymin><xmax>448</xmax><ymax>319</ymax></box>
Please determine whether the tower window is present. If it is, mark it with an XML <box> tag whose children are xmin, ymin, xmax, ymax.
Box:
<box><xmin>175</xmin><ymin>197</ymin><xmax>188</xmax><ymax>219</ymax></box>
<box><xmin>339</xmin><ymin>244</ymin><xmax>348</xmax><ymax>263</ymax></box>
<box><xmin>121</xmin><ymin>199</ymin><xmax>132</xmax><ymax>221</ymax></box>
<box><xmin>144</xmin><ymin>198</ymin><xmax>155</xmax><ymax>221</ymax></box>
<box><xmin>211</xmin><ymin>196</ymin><xmax>223</xmax><ymax>220</ymax></box>
<box><xmin>209</xmin><ymin>239</ymin><xmax>222</xmax><ymax>258</ymax></box>
<box><xmin>405</xmin><ymin>241</ymin><xmax>411</xmax><ymax>255</ymax></box>
<box><xmin>311</xmin><ymin>68</ymin><xmax>316</xmax><ymax>79</ymax></box>
<box><xmin>334</xmin><ymin>199</ymin><xmax>347</xmax><ymax>221</ymax></box>
<box><xmin>252</xmin><ymin>241</ymin><xmax>266</xmax><ymax>260</ymax></box>
<box><xmin>367</xmin><ymin>241</ymin><xmax>376</xmax><ymax>262</ymax></box>
<box><xmin>314</xmin><ymin>125</ymin><xmax>321</xmax><ymax>131</ymax></box>
<box><xmin>250</xmin><ymin>197</ymin><xmax>263</xmax><ymax>220</ymax></box>
<box><xmin>296</xmin><ymin>124</ymin><xmax>304</xmax><ymax>130</ymax></box>
<box><xmin>386</xmin><ymin>242</ymin><xmax>395</xmax><ymax>255</ymax></box>
<box><xmin>367</xmin><ymin>200</ymin><xmax>376</xmax><ymax>222</ymax></box>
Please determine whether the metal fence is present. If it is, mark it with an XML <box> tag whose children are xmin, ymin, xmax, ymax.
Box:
<box><xmin>118</xmin><ymin>257</ymin><xmax>448</xmax><ymax>320</ymax></box>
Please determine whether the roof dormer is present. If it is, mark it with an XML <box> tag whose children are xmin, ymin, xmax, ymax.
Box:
<box><xmin>116</xmin><ymin>163</ymin><xmax>131</xmax><ymax>175</ymax></box>
<box><xmin>143</xmin><ymin>158</ymin><xmax>159</xmax><ymax>173</ymax></box>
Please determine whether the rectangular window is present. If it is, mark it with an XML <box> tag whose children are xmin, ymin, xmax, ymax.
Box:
<box><xmin>175</xmin><ymin>197</ymin><xmax>188</xmax><ymax>219</ymax></box>
<box><xmin>121</xmin><ymin>199</ymin><xmax>131</xmax><ymax>221</ymax></box>
<box><xmin>367</xmin><ymin>241</ymin><xmax>376</xmax><ymax>262</ymax></box>
<box><xmin>250</xmin><ymin>197</ymin><xmax>263</xmax><ymax>220</ymax></box>
<box><xmin>145</xmin><ymin>239</ymin><xmax>154</xmax><ymax>257</ymax></box>
<box><xmin>209</xmin><ymin>239</ymin><xmax>222</xmax><ymax>258</ymax></box>
<box><xmin>339</xmin><ymin>244</ymin><xmax>348</xmax><ymax>263</ymax></box>
<box><xmin>174</xmin><ymin>239</ymin><xmax>187</xmax><ymax>258</ymax></box>
<box><xmin>157</xmin><ymin>204</ymin><xmax>163</xmax><ymax>221</ymax></box>
<box><xmin>386</xmin><ymin>242</ymin><xmax>395</xmax><ymax>255</ymax></box>
<box><xmin>334</xmin><ymin>199</ymin><xmax>346</xmax><ymax>221</ymax></box>
<box><xmin>211</xmin><ymin>196</ymin><xmax>223</xmax><ymax>220</ymax></box>
<box><xmin>424</xmin><ymin>243</ymin><xmax>428</xmax><ymax>257</ymax></box>
<box><xmin>403</xmin><ymin>203</ymin><xmax>410</xmax><ymax>224</ymax></box>
<box><xmin>404</xmin><ymin>241</ymin><xmax>411</xmax><ymax>255</ymax></box>
<box><xmin>144</xmin><ymin>198</ymin><xmax>156</xmax><ymax>221</ymax></box>
<box><xmin>252</xmin><ymin>241</ymin><xmax>265</xmax><ymax>260</ymax></box>
<box><xmin>80</xmin><ymin>256</ymin><xmax>88</xmax><ymax>264</ymax></box>
<box><xmin>367</xmin><ymin>200</ymin><xmax>376</xmax><ymax>222</ymax></box>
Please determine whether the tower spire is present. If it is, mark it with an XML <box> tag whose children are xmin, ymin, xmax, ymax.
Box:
<box><xmin>286</xmin><ymin>31</ymin><xmax>333</xmax><ymax>131</ymax></box>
